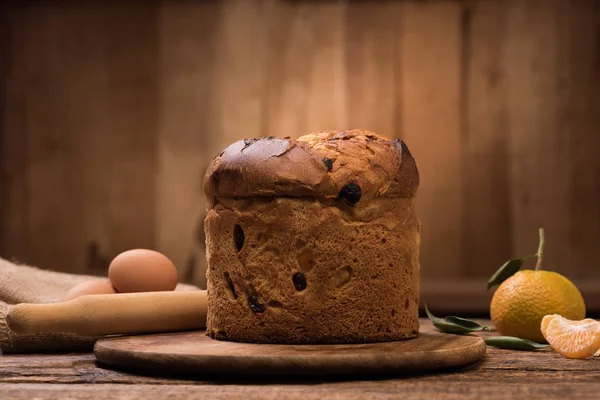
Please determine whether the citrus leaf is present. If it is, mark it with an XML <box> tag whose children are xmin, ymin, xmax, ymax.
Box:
<box><xmin>485</xmin><ymin>336</ymin><xmax>549</xmax><ymax>351</ymax></box>
<box><xmin>425</xmin><ymin>305</ymin><xmax>491</xmax><ymax>334</ymax></box>
<box><xmin>487</xmin><ymin>255</ymin><xmax>535</xmax><ymax>291</ymax></box>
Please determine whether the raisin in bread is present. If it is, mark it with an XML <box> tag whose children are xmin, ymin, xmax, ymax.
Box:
<box><xmin>203</xmin><ymin>129</ymin><xmax>420</xmax><ymax>343</ymax></box>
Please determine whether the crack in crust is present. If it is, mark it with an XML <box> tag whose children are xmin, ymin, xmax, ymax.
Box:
<box><xmin>204</xmin><ymin>129</ymin><xmax>419</xmax><ymax>209</ymax></box>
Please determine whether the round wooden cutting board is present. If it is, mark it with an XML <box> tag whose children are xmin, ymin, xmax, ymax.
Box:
<box><xmin>94</xmin><ymin>324</ymin><xmax>485</xmax><ymax>377</ymax></box>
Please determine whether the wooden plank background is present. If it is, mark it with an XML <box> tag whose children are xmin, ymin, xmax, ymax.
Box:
<box><xmin>1</xmin><ymin>0</ymin><xmax>599</xmax><ymax>312</ymax></box>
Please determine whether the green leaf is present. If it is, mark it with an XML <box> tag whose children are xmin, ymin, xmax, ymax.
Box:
<box><xmin>486</xmin><ymin>254</ymin><xmax>536</xmax><ymax>291</ymax></box>
<box><xmin>485</xmin><ymin>336</ymin><xmax>550</xmax><ymax>351</ymax></box>
<box><xmin>425</xmin><ymin>305</ymin><xmax>491</xmax><ymax>334</ymax></box>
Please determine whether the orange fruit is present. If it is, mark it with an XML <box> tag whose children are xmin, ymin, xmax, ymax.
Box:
<box><xmin>490</xmin><ymin>270</ymin><xmax>585</xmax><ymax>342</ymax></box>
<box><xmin>541</xmin><ymin>314</ymin><xmax>600</xmax><ymax>359</ymax></box>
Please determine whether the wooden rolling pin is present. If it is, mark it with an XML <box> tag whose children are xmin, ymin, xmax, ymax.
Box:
<box><xmin>6</xmin><ymin>290</ymin><xmax>207</xmax><ymax>336</ymax></box>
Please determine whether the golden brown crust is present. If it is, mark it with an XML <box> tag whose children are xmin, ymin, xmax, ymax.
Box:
<box><xmin>205</xmin><ymin>197</ymin><xmax>420</xmax><ymax>344</ymax></box>
<box><xmin>204</xmin><ymin>130</ymin><xmax>419</xmax><ymax>207</ymax></box>
<box><xmin>204</xmin><ymin>129</ymin><xmax>421</xmax><ymax>344</ymax></box>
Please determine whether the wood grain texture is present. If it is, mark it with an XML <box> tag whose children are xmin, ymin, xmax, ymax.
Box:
<box><xmin>3</xmin><ymin>321</ymin><xmax>600</xmax><ymax>399</ymax></box>
<box><xmin>0</xmin><ymin>5</ymin><xmax>28</xmax><ymax>263</ymax></box>
<box><xmin>156</xmin><ymin>1</ymin><xmax>220</xmax><ymax>288</ymax></box>
<box><xmin>345</xmin><ymin>1</ymin><xmax>399</xmax><ymax>137</ymax></box>
<box><xmin>303</xmin><ymin>1</ymin><xmax>348</xmax><ymax>133</ymax></box>
<box><xmin>265</xmin><ymin>0</ymin><xmax>349</xmax><ymax>138</ymax></box>
<box><xmin>93</xmin><ymin>323</ymin><xmax>486</xmax><ymax>377</ymax></box>
<box><xmin>558</xmin><ymin>0</ymin><xmax>600</xmax><ymax>280</ymax></box>
<box><xmin>57</xmin><ymin>4</ymin><xmax>112</xmax><ymax>276</ymax></box>
<box><xmin>18</xmin><ymin>5</ymin><xmax>80</xmax><ymax>272</ymax></box>
<box><xmin>399</xmin><ymin>1</ymin><xmax>464</xmax><ymax>279</ymax></box>
<box><xmin>101</xmin><ymin>3</ymin><xmax>159</xmax><ymax>262</ymax></box>
<box><xmin>462</xmin><ymin>1</ymin><xmax>512</xmax><ymax>278</ymax></box>
<box><xmin>264</xmin><ymin>0</ymin><xmax>313</xmax><ymax>138</ymax></box>
<box><xmin>0</xmin><ymin>2</ymin><xmax>8</xmax><ymax>252</ymax></box>
<box><xmin>2</xmin><ymin>0</ymin><xmax>600</xmax><ymax>312</ymax></box>
<box><xmin>1</xmin><ymin>3</ymin><xmax>159</xmax><ymax>274</ymax></box>
<box><xmin>210</xmin><ymin>0</ymin><xmax>267</xmax><ymax>151</ymax></box>
<box><xmin>505</xmin><ymin>0</ymin><xmax>572</xmax><ymax>272</ymax></box>
<box><xmin>4</xmin><ymin>380</ymin><xmax>600</xmax><ymax>400</ymax></box>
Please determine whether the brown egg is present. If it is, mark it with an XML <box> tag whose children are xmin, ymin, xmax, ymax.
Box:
<box><xmin>61</xmin><ymin>280</ymin><xmax>116</xmax><ymax>301</ymax></box>
<box><xmin>108</xmin><ymin>249</ymin><xmax>178</xmax><ymax>293</ymax></box>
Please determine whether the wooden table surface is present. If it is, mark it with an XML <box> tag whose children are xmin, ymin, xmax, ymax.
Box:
<box><xmin>1</xmin><ymin>319</ymin><xmax>599</xmax><ymax>399</ymax></box>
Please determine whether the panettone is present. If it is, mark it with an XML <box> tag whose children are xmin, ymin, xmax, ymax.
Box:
<box><xmin>203</xmin><ymin>129</ymin><xmax>420</xmax><ymax>343</ymax></box>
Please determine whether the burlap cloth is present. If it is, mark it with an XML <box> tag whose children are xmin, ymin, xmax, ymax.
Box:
<box><xmin>0</xmin><ymin>257</ymin><xmax>197</xmax><ymax>354</ymax></box>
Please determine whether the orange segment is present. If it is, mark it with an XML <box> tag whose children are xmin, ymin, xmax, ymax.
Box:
<box><xmin>540</xmin><ymin>314</ymin><xmax>559</xmax><ymax>337</ymax></box>
<box><xmin>542</xmin><ymin>315</ymin><xmax>600</xmax><ymax>359</ymax></box>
